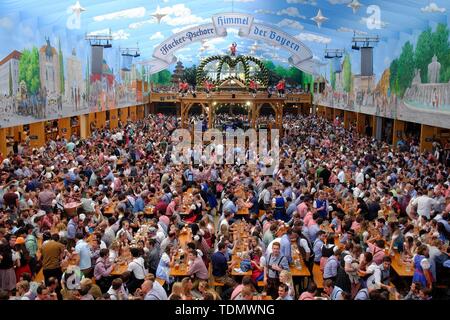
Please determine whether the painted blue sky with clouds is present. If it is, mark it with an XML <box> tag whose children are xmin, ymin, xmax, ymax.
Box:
<box><xmin>1</xmin><ymin>0</ymin><xmax>450</xmax><ymax>80</ymax></box>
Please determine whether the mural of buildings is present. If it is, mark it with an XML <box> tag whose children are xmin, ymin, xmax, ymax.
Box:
<box><xmin>39</xmin><ymin>38</ymin><xmax>60</xmax><ymax>95</ymax></box>
<box><xmin>0</xmin><ymin>50</ymin><xmax>21</xmax><ymax>96</ymax></box>
<box><xmin>65</xmin><ymin>48</ymin><xmax>84</xmax><ymax>111</ymax></box>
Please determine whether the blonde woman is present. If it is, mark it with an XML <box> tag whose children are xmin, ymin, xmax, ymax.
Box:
<box><xmin>198</xmin><ymin>280</ymin><xmax>221</xmax><ymax>300</ymax></box>
<box><xmin>169</xmin><ymin>282</ymin><xmax>183</xmax><ymax>300</ymax></box>
<box><xmin>279</xmin><ymin>270</ymin><xmax>295</xmax><ymax>299</ymax></box>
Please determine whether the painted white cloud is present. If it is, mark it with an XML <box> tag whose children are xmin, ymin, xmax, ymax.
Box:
<box><xmin>129</xmin><ymin>19</ymin><xmax>154</xmax><ymax>29</ymax></box>
<box><xmin>360</xmin><ymin>17</ymin><xmax>388</xmax><ymax>28</ymax></box>
<box><xmin>172</xmin><ymin>24</ymin><xmax>200</xmax><ymax>34</ymax></box>
<box><xmin>328</xmin><ymin>0</ymin><xmax>351</xmax><ymax>4</ymax></box>
<box><xmin>277</xmin><ymin>18</ymin><xmax>304</xmax><ymax>30</ymax></box>
<box><xmin>277</xmin><ymin>7</ymin><xmax>306</xmax><ymax>19</ymax></box>
<box><xmin>287</xmin><ymin>0</ymin><xmax>317</xmax><ymax>4</ymax></box>
<box><xmin>0</xmin><ymin>17</ymin><xmax>13</xmax><ymax>29</ymax></box>
<box><xmin>295</xmin><ymin>32</ymin><xmax>331</xmax><ymax>44</ymax></box>
<box><xmin>149</xmin><ymin>32</ymin><xmax>164</xmax><ymax>40</ymax></box>
<box><xmin>112</xmin><ymin>30</ymin><xmax>130</xmax><ymax>40</ymax></box>
<box><xmin>159</xmin><ymin>4</ymin><xmax>209</xmax><ymax>26</ymax></box>
<box><xmin>337</xmin><ymin>27</ymin><xmax>368</xmax><ymax>35</ymax></box>
<box><xmin>255</xmin><ymin>9</ymin><xmax>275</xmax><ymax>14</ymax></box>
<box><xmin>93</xmin><ymin>7</ymin><xmax>146</xmax><ymax>22</ymax></box>
<box><xmin>227</xmin><ymin>28</ymin><xmax>240</xmax><ymax>35</ymax></box>
<box><xmin>421</xmin><ymin>3</ymin><xmax>446</xmax><ymax>13</ymax></box>
<box><xmin>87</xmin><ymin>28</ymin><xmax>111</xmax><ymax>36</ymax></box>
<box><xmin>178</xmin><ymin>47</ymin><xmax>192</xmax><ymax>53</ymax></box>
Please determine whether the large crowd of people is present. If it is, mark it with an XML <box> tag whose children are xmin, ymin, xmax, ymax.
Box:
<box><xmin>0</xmin><ymin>111</ymin><xmax>448</xmax><ymax>301</ymax></box>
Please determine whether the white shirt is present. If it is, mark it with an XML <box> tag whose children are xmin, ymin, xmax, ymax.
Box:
<box><xmin>337</xmin><ymin>170</ymin><xmax>346</xmax><ymax>183</ymax></box>
<box><xmin>355</xmin><ymin>171</ymin><xmax>364</xmax><ymax>185</ymax></box>
<box><xmin>265</xmin><ymin>237</ymin><xmax>282</xmax><ymax>257</ymax></box>
<box><xmin>412</xmin><ymin>195</ymin><xmax>437</xmax><ymax>219</ymax></box>
<box><xmin>127</xmin><ymin>257</ymin><xmax>147</xmax><ymax>280</ymax></box>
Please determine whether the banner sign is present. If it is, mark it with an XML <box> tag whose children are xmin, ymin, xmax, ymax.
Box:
<box><xmin>144</xmin><ymin>12</ymin><xmax>320</xmax><ymax>75</ymax></box>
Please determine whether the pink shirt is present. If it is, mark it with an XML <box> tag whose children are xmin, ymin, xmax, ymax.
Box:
<box><xmin>351</xmin><ymin>221</ymin><xmax>361</xmax><ymax>232</ymax></box>
<box><xmin>231</xmin><ymin>284</ymin><xmax>244</xmax><ymax>300</ymax></box>
<box><xmin>297</xmin><ymin>202</ymin><xmax>308</xmax><ymax>218</ymax></box>
<box><xmin>299</xmin><ymin>291</ymin><xmax>315</xmax><ymax>300</ymax></box>
<box><xmin>368</xmin><ymin>243</ymin><xmax>385</xmax><ymax>265</ymax></box>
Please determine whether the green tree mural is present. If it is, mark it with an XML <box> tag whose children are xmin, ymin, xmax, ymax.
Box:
<box><xmin>343</xmin><ymin>54</ymin><xmax>352</xmax><ymax>93</ymax></box>
<box><xmin>58</xmin><ymin>39</ymin><xmax>65</xmax><ymax>95</ymax></box>
<box><xmin>330</xmin><ymin>62</ymin><xmax>336</xmax><ymax>90</ymax></box>
<box><xmin>259</xmin><ymin>60</ymin><xmax>310</xmax><ymax>87</ymax></box>
<box><xmin>390</xmin><ymin>23</ymin><xmax>450</xmax><ymax>97</ymax></box>
<box><xmin>8</xmin><ymin>63</ymin><xmax>13</xmax><ymax>96</ymax></box>
<box><xmin>150</xmin><ymin>70</ymin><xmax>172</xmax><ymax>85</ymax></box>
<box><xmin>432</xmin><ymin>23</ymin><xmax>450</xmax><ymax>82</ymax></box>
<box><xmin>18</xmin><ymin>47</ymin><xmax>40</xmax><ymax>95</ymax></box>
<box><xmin>398</xmin><ymin>41</ymin><xmax>415</xmax><ymax>96</ymax></box>
<box><xmin>414</xmin><ymin>28</ymin><xmax>433</xmax><ymax>84</ymax></box>
<box><xmin>389</xmin><ymin>59</ymin><xmax>398</xmax><ymax>93</ymax></box>
<box><xmin>184</xmin><ymin>65</ymin><xmax>201</xmax><ymax>86</ymax></box>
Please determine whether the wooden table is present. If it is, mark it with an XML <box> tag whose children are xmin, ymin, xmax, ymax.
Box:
<box><xmin>391</xmin><ymin>252</ymin><xmax>414</xmax><ymax>277</ymax></box>
<box><xmin>289</xmin><ymin>260</ymin><xmax>311</xmax><ymax>277</ymax></box>
<box><xmin>178</xmin><ymin>228</ymin><xmax>193</xmax><ymax>248</ymax></box>
<box><xmin>144</xmin><ymin>206</ymin><xmax>154</xmax><ymax>215</ymax></box>
<box><xmin>103</xmin><ymin>202</ymin><xmax>117</xmax><ymax>215</ymax></box>
<box><xmin>170</xmin><ymin>264</ymin><xmax>190</xmax><ymax>277</ymax></box>
<box><xmin>231</xmin><ymin>255</ymin><xmax>252</xmax><ymax>277</ymax></box>
<box><xmin>111</xmin><ymin>263</ymin><xmax>128</xmax><ymax>276</ymax></box>
<box><xmin>236</xmin><ymin>207</ymin><xmax>249</xmax><ymax>215</ymax></box>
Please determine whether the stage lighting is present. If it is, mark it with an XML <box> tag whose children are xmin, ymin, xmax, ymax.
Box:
<box><xmin>352</xmin><ymin>44</ymin><xmax>360</xmax><ymax>50</ymax></box>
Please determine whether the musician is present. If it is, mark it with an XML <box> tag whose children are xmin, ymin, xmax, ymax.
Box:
<box><xmin>178</xmin><ymin>80</ymin><xmax>189</xmax><ymax>97</ymax></box>
<box><xmin>276</xmin><ymin>79</ymin><xmax>286</xmax><ymax>97</ymax></box>
<box><xmin>249</xmin><ymin>79</ymin><xmax>258</xmax><ymax>97</ymax></box>
<box><xmin>230</xmin><ymin>42</ymin><xmax>237</xmax><ymax>56</ymax></box>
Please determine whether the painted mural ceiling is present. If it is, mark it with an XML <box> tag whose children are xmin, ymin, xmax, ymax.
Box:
<box><xmin>1</xmin><ymin>0</ymin><xmax>450</xmax><ymax>77</ymax></box>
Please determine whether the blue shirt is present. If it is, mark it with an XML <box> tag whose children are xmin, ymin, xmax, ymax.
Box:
<box><xmin>280</xmin><ymin>234</ymin><xmax>292</xmax><ymax>264</ymax></box>
<box><xmin>308</xmin><ymin>224</ymin><xmax>320</xmax><ymax>243</ymax></box>
<box><xmin>222</xmin><ymin>200</ymin><xmax>237</xmax><ymax>214</ymax></box>
<box><xmin>133</xmin><ymin>197</ymin><xmax>145</xmax><ymax>213</ymax></box>
<box><xmin>313</xmin><ymin>239</ymin><xmax>324</xmax><ymax>262</ymax></box>
<box><xmin>323</xmin><ymin>256</ymin><xmax>338</xmax><ymax>279</ymax></box>
<box><xmin>211</xmin><ymin>251</ymin><xmax>228</xmax><ymax>277</ymax></box>
<box><xmin>75</xmin><ymin>240</ymin><xmax>92</xmax><ymax>270</ymax></box>
<box><xmin>67</xmin><ymin>219</ymin><xmax>77</xmax><ymax>240</ymax></box>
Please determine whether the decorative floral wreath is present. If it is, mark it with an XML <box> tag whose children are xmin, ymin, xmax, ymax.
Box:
<box><xmin>196</xmin><ymin>54</ymin><xmax>269</xmax><ymax>88</ymax></box>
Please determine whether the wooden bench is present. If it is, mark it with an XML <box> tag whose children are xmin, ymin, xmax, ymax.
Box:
<box><xmin>312</xmin><ymin>263</ymin><xmax>324</xmax><ymax>289</ymax></box>
<box><xmin>208</xmin><ymin>263</ymin><xmax>224</xmax><ymax>288</ymax></box>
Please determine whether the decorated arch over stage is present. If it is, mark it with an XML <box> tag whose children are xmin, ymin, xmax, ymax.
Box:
<box><xmin>141</xmin><ymin>12</ymin><xmax>321</xmax><ymax>75</ymax></box>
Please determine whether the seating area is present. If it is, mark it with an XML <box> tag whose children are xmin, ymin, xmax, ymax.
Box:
<box><xmin>0</xmin><ymin>0</ymin><xmax>450</xmax><ymax>304</ymax></box>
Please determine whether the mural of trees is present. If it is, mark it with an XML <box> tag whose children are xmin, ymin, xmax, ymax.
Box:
<box><xmin>343</xmin><ymin>54</ymin><xmax>352</xmax><ymax>93</ymax></box>
<box><xmin>260</xmin><ymin>60</ymin><xmax>311</xmax><ymax>87</ymax></box>
<box><xmin>8</xmin><ymin>63</ymin><xmax>13</xmax><ymax>96</ymax></box>
<box><xmin>150</xmin><ymin>69</ymin><xmax>172</xmax><ymax>85</ymax></box>
<box><xmin>390</xmin><ymin>23</ymin><xmax>450</xmax><ymax>97</ymax></box>
<box><xmin>18</xmin><ymin>47</ymin><xmax>40</xmax><ymax>95</ymax></box>
<box><xmin>397</xmin><ymin>41</ymin><xmax>415</xmax><ymax>96</ymax></box>
<box><xmin>330</xmin><ymin>62</ymin><xmax>336</xmax><ymax>90</ymax></box>
<box><xmin>184</xmin><ymin>65</ymin><xmax>204</xmax><ymax>86</ymax></box>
